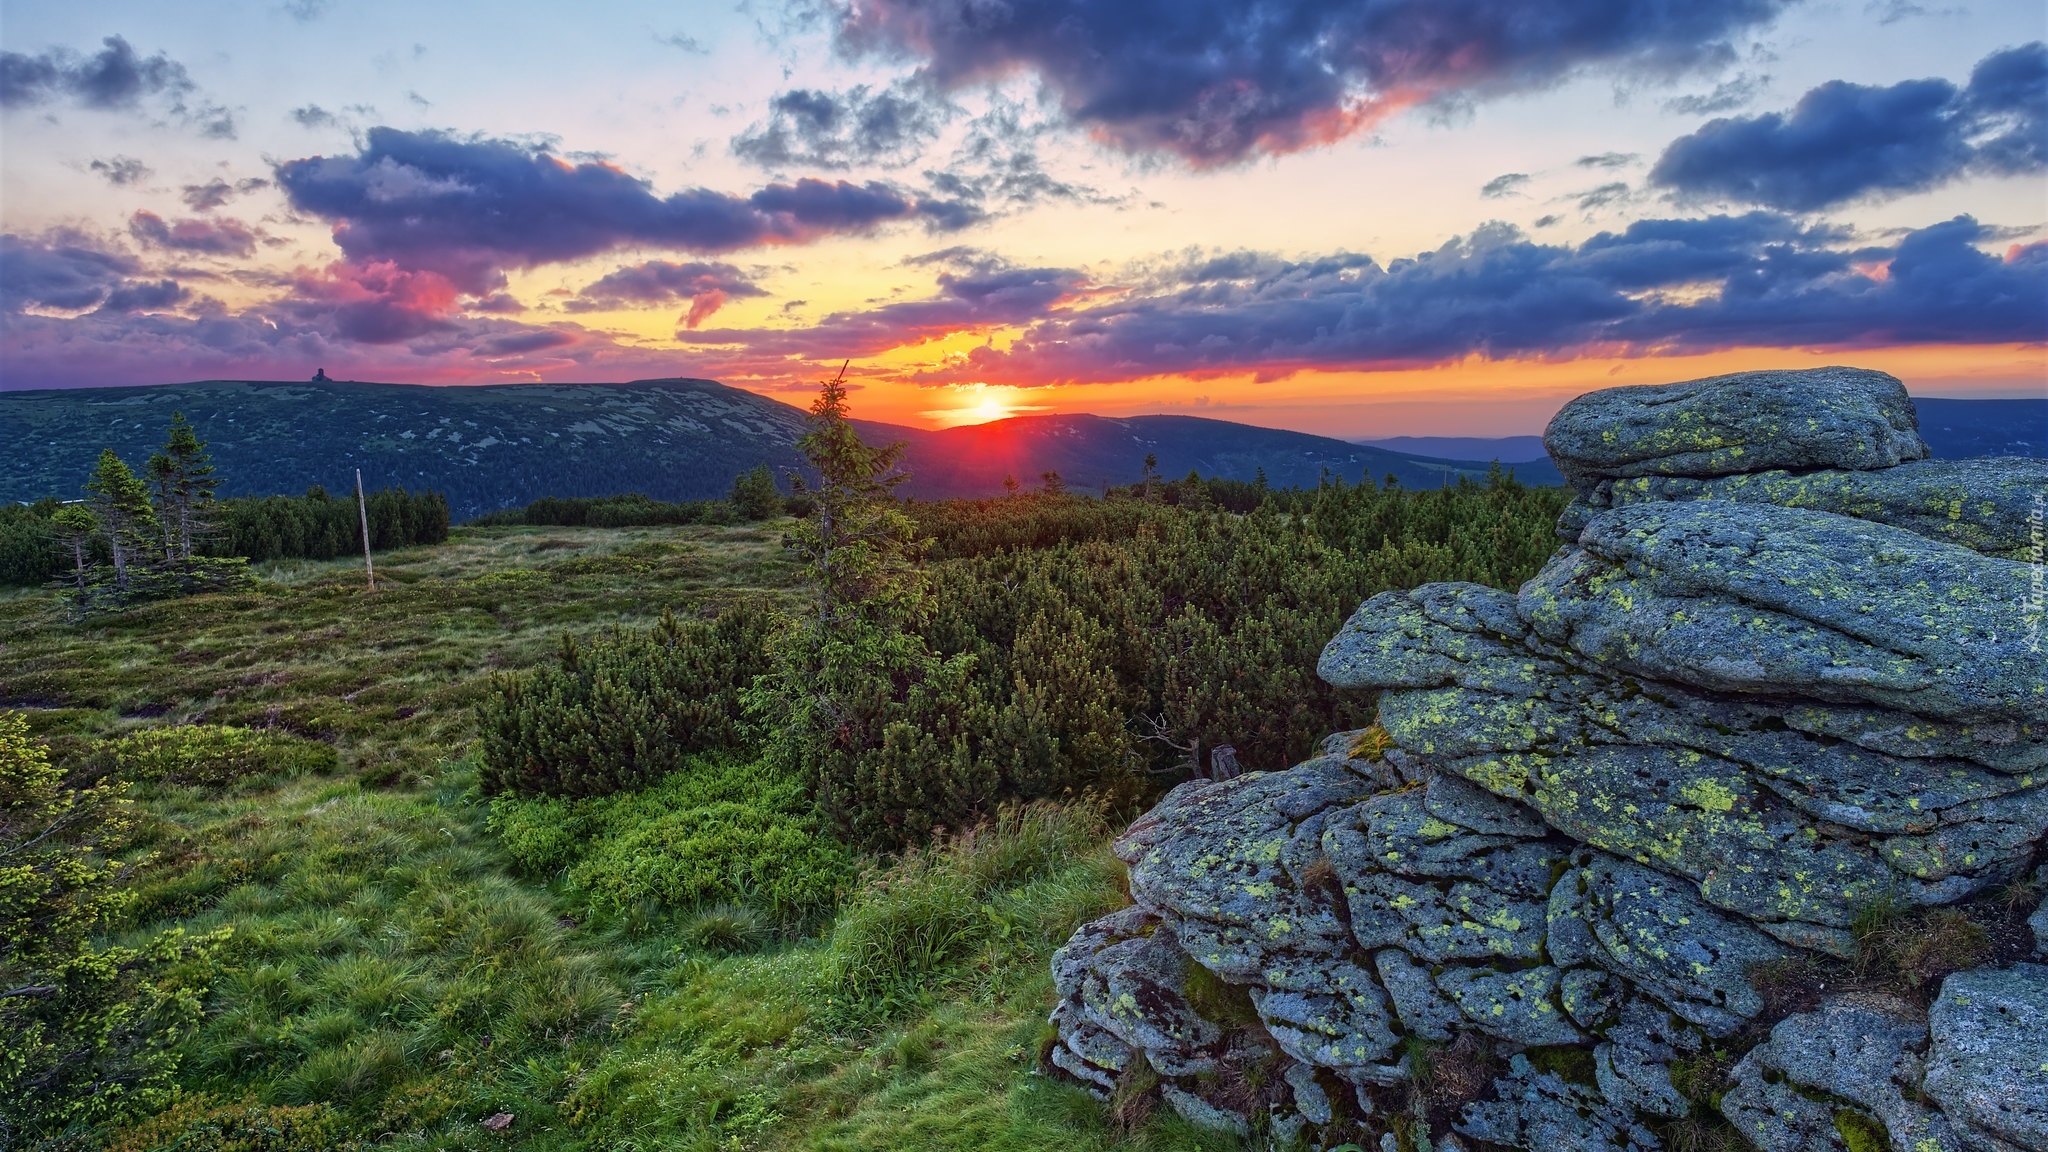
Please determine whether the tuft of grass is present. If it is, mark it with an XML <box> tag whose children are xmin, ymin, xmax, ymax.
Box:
<box><xmin>1854</xmin><ymin>903</ymin><xmax>1993</xmax><ymax>991</ymax></box>
<box><xmin>680</xmin><ymin>903</ymin><xmax>773</xmax><ymax>954</ymax></box>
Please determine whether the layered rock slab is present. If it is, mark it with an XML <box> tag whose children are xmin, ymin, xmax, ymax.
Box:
<box><xmin>1046</xmin><ymin>367</ymin><xmax>2045</xmax><ymax>1149</ymax></box>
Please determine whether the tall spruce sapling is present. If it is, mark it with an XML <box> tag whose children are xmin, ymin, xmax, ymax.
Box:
<box><xmin>145</xmin><ymin>412</ymin><xmax>218</xmax><ymax>562</ymax></box>
<box><xmin>48</xmin><ymin>506</ymin><xmax>97</xmax><ymax>590</ymax></box>
<box><xmin>786</xmin><ymin>363</ymin><xmax>918</xmax><ymax>629</ymax></box>
<box><xmin>83</xmin><ymin>450</ymin><xmax>157</xmax><ymax>592</ymax></box>
<box><xmin>766</xmin><ymin>364</ymin><xmax>995</xmax><ymax>847</ymax></box>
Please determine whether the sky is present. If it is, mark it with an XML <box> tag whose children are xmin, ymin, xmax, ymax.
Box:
<box><xmin>1</xmin><ymin>0</ymin><xmax>2043</xmax><ymax>436</ymax></box>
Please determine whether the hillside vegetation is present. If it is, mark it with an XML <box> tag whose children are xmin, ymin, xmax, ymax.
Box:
<box><xmin>2</xmin><ymin>453</ymin><xmax>1569</xmax><ymax>1150</ymax></box>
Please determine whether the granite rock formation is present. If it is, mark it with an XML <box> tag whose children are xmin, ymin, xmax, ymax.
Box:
<box><xmin>1045</xmin><ymin>367</ymin><xmax>2048</xmax><ymax>1151</ymax></box>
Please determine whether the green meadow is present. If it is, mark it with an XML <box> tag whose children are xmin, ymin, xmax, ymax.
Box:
<box><xmin>4</xmin><ymin>465</ymin><xmax>1570</xmax><ymax>1151</ymax></box>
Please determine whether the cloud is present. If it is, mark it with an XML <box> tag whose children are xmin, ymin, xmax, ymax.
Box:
<box><xmin>464</xmin><ymin>293</ymin><xmax>527</xmax><ymax>314</ymax></box>
<box><xmin>99</xmin><ymin>279</ymin><xmax>189</xmax><ymax>313</ymax></box>
<box><xmin>182</xmin><ymin>177</ymin><xmax>270</xmax><ymax>211</ymax></box>
<box><xmin>791</xmin><ymin>213</ymin><xmax>2046</xmax><ymax>387</ymax></box>
<box><xmin>1575</xmin><ymin>152</ymin><xmax>1637</xmax><ymax>169</ymax></box>
<box><xmin>282</xmin><ymin>260</ymin><xmax>460</xmax><ymax>344</ymax></box>
<box><xmin>0</xmin><ymin>229</ymin><xmax>194</xmax><ymax>315</ymax></box>
<box><xmin>273</xmin><ymin>128</ymin><xmax>947</xmax><ymax>294</ymax></box>
<box><xmin>1480</xmin><ymin>172</ymin><xmax>1530</xmax><ymax>198</ymax></box>
<box><xmin>832</xmin><ymin>0</ymin><xmax>1791</xmax><ymax>165</ymax></box>
<box><xmin>0</xmin><ymin>34</ymin><xmax>234</xmax><ymax>137</ymax></box>
<box><xmin>0</xmin><ymin>35</ymin><xmax>193</xmax><ymax>110</ymax></box>
<box><xmin>291</xmin><ymin>103</ymin><xmax>337</xmax><ymax>128</ymax></box>
<box><xmin>655</xmin><ymin>32</ymin><xmax>708</xmax><ymax>53</ymax></box>
<box><xmin>283</xmin><ymin>0</ymin><xmax>333</xmax><ymax>20</ymax></box>
<box><xmin>129</xmin><ymin>211</ymin><xmax>261</xmax><ymax>258</ymax></box>
<box><xmin>1662</xmin><ymin>71</ymin><xmax>1768</xmax><ymax>115</ymax></box>
<box><xmin>91</xmin><ymin>156</ymin><xmax>153</xmax><ymax>185</ymax></box>
<box><xmin>733</xmin><ymin>80</ymin><xmax>948</xmax><ymax>169</ymax></box>
<box><xmin>1575</xmin><ymin>181</ymin><xmax>1633</xmax><ymax>211</ymax></box>
<box><xmin>568</xmin><ymin>260</ymin><xmax>769</xmax><ymax>328</ymax></box>
<box><xmin>1650</xmin><ymin>42</ymin><xmax>2047</xmax><ymax>211</ymax></box>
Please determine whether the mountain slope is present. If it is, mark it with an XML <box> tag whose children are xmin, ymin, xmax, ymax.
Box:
<box><xmin>872</xmin><ymin>413</ymin><xmax>1562</xmax><ymax>498</ymax></box>
<box><xmin>3</xmin><ymin>378</ymin><xmax>816</xmax><ymax>519</ymax></box>
<box><xmin>3</xmin><ymin>379</ymin><xmax>1559</xmax><ymax>517</ymax></box>
<box><xmin>12</xmin><ymin>379</ymin><xmax>2026</xmax><ymax>518</ymax></box>
<box><xmin>1356</xmin><ymin>435</ymin><xmax>1550</xmax><ymax>462</ymax></box>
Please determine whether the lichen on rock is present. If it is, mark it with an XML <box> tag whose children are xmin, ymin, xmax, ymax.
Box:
<box><xmin>1043</xmin><ymin>367</ymin><xmax>2046</xmax><ymax>1150</ymax></box>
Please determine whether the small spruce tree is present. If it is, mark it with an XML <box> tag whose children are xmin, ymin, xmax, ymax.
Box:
<box><xmin>728</xmin><ymin>463</ymin><xmax>783</xmax><ymax>521</ymax></box>
<box><xmin>49</xmin><ymin>506</ymin><xmax>97</xmax><ymax>590</ymax></box>
<box><xmin>83</xmin><ymin>451</ymin><xmax>157</xmax><ymax>591</ymax></box>
<box><xmin>766</xmin><ymin>365</ymin><xmax>993</xmax><ymax>847</ymax></box>
<box><xmin>145</xmin><ymin>412</ymin><xmax>218</xmax><ymax>561</ymax></box>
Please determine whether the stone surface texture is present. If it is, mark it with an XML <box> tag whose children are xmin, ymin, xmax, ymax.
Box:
<box><xmin>1043</xmin><ymin>368</ymin><xmax>2047</xmax><ymax>1150</ymax></box>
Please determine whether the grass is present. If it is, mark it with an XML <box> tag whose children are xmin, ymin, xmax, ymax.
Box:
<box><xmin>2</xmin><ymin>522</ymin><xmax>1241</xmax><ymax>1151</ymax></box>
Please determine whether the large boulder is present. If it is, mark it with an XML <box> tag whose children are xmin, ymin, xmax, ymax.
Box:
<box><xmin>1559</xmin><ymin>457</ymin><xmax>2048</xmax><ymax>558</ymax></box>
<box><xmin>1543</xmin><ymin>366</ymin><xmax>1926</xmax><ymax>490</ymax></box>
<box><xmin>1923</xmin><ymin>964</ymin><xmax>2048</xmax><ymax>1151</ymax></box>
<box><xmin>1045</xmin><ymin>369</ymin><xmax>2044</xmax><ymax>1150</ymax></box>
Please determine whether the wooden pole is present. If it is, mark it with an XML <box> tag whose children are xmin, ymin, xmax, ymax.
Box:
<box><xmin>356</xmin><ymin>468</ymin><xmax>375</xmax><ymax>591</ymax></box>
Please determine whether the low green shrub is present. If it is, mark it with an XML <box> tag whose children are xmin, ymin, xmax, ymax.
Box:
<box><xmin>489</xmin><ymin>756</ymin><xmax>853</xmax><ymax>923</ymax></box>
<box><xmin>88</xmin><ymin>725</ymin><xmax>339</xmax><ymax>789</ymax></box>
<box><xmin>478</xmin><ymin>602</ymin><xmax>785</xmax><ymax>798</ymax></box>
<box><xmin>100</xmin><ymin>1094</ymin><xmax>362</xmax><ymax>1152</ymax></box>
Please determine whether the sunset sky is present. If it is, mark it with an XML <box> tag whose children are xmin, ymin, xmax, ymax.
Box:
<box><xmin>2</xmin><ymin>0</ymin><xmax>2042</xmax><ymax>436</ymax></box>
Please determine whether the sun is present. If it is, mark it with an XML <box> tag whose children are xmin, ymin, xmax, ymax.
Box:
<box><xmin>970</xmin><ymin>397</ymin><xmax>1010</xmax><ymax>423</ymax></box>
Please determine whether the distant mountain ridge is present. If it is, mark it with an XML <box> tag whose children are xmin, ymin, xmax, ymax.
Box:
<box><xmin>5</xmin><ymin>378</ymin><xmax>2033</xmax><ymax>519</ymax></box>
<box><xmin>2</xmin><ymin>378</ymin><xmax>1557</xmax><ymax>519</ymax></box>
<box><xmin>1356</xmin><ymin>435</ymin><xmax>1550</xmax><ymax>462</ymax></box>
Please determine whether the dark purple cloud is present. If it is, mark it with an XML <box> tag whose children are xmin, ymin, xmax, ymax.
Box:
<box><xmin>129</xmin><ymin>211</ymin><xmax>259</xmax><ymax>257</ymax></box>
<box><xmin>1651</xmin><ymin>42</ymin><xmax>2047</xmax><ymax>211</ymax></box>
<box><xmin>569</xmin><ymin>260</ymin><xmax>769</xmax><ymax>328</ymax></box>
<box><xmin>854</xmin><ymin>214</ymin><xmax>2048</xmax><ymax>385</ymax></box>
<box><xmin>832</xmin><ymin>0</ymin><xmax>1789</xmax><ymax>165</ymax></box>
<box><xmin>0</xmin><ymin>230</ymin><xmax>196</xmax><ymax>315</ymax></box>
<box><xmin>98</xmin><ymin>279</ymin><xmax>188</xmax><ymax>313</ymax></box>
<box><xmin>272</xmin><ymin>128</ymin><xmax>951</xmax><ymax>295</ymax></box>
<box><xmin>733</xmin><ymin>81</ymin><xmax>947</xmax><ymax>169</ymax></box>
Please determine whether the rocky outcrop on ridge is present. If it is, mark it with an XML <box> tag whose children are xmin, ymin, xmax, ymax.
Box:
<box><xmin>1045</xmin><ymin>367</ymin><xmax>2048</xmax><ymax>1151</ymax></box>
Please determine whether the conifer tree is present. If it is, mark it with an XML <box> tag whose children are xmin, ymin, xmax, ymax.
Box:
<box><xmin>145</xmin><ymin>412</ymin><xmax>217</xmax><ymax>561</ymax></box>
<box><xmin>786</xmin><ymin>364</ymin><xmax>917</xmax><ymax>628</ymax></box>
<box><xmin>48</xmin><ymin>507</ymin><xmax>96</xmax><ymax>590</ymax></box>
<box><xmin>728</xmin><ymin>463</ymin><xmax>783</xmax><ymax>521</ymax></box>
<box><xmin>769</xmin><ymin>365</ymin><xmax>992</xmax><ymax>847</ymax></box>
<box><xmin>83</xmin><ymin>451</ymin><xmax>156</xmax><ymax>591</ymax></box>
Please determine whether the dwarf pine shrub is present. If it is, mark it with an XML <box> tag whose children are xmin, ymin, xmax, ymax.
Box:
<box><xmin>478</xmin><ymin>602</ymin><xmax>783</xmax><ymax>798</ymax></box>
<box><xmin>89</xmin><ymin>725</ymin><xmax>339</xmax><ymax>789</ymax></box>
